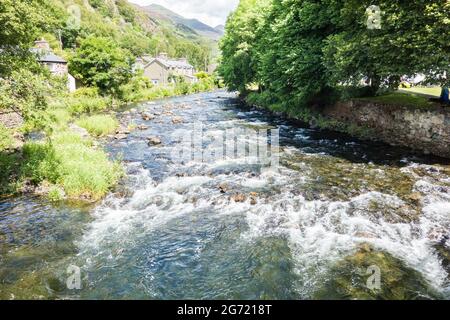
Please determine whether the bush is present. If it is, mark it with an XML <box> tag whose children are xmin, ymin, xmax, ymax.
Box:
<box><xmin>76</xmin><ymin>114</ymin><xmax>118</xmax><ymax>136</ymax></box>
<box><xmin>72</xmin><ymin>87</ymin><xmax>100</xmax><ymax>98</ymax></box>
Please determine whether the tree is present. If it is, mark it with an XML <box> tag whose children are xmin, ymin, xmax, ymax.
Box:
<box><xmin>69</xmin><ymin>36</ymin><xmax>134</xmax><ymax>95</ymax></box>
<box><xmin>219</xmin><ymin>0</ymin><xmax>271</xmax><ymax>93</ymax></box>
<box><xmin>0</xmin><ymin>0</ymin><xmax>64</xmax><ymax>75</ymax></box>
<box><xmin>323</xmin><ymin>1</ymin><xmax>450</xmax><ymax>93</ymax></box>
<box><xmin>220</xmin><ymin>0</ymin><xmax>450</xmax><ymax>111</ymax></box>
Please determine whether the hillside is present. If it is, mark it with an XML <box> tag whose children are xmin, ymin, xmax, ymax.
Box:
<box><xmin>137</xmin><ymin>3</ymin><xmax>224</xmax><ymax>41</ymax></box>
<box><xmin>32</xmin><ymin>0</ymin><xmax>216</xmax><ymax>71</ymax></box>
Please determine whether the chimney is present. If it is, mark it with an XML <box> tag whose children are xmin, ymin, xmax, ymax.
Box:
<box><xmin>34</xmin><ymin>38</ymin><xmax>50</xmax><ymax>51</ymax></box>
<box><xmin>158</xmin><ymin>52</ymin><xmax>168</xmax><ymax>60</ymax></box>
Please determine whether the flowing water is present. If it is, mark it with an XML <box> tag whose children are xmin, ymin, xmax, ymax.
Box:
<box><xmin>1</xmin><ymin>91</ymin><xmax>450</xmax><ymax>299</ymax></box>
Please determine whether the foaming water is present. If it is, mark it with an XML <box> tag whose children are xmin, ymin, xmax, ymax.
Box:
<box><xmin>1</xmin><ymin>91</ymin><xmax>449</xmax><ymax>299</ymax></box>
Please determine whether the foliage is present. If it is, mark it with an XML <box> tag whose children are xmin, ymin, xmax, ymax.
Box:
<box><xmin>69</xmin><ymin>36</ymin><xmax>134</xmax><ymax>95</ymax></box>
<box><xmin>0</xmin><ymin>0</ymin><xmax>65</xmax><ymax>76</ymax></box>
<box><xmin>0</xmin><ymin>70</ymin><xmax>54</xmax><ymax>128</ymax></box>
<box><xmin>76</xmin><ymin>115</ymin><xmax>118</xmax><ymax>137</ymax></box>
<box><xmin>221</xmin><ymin>0</ymin><xmax>450</xmax><ymax>111</ymax></box>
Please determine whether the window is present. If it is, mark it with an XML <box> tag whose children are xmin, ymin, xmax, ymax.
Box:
<box><xmin>152</xmin><ymin>80</ymin><xmax>159</xmax><ymax>85</ymax></box>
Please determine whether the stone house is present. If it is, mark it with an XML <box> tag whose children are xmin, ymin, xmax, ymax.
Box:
<box><xmin>32</xmin><ymin>39</ymin><xmax>76</xmax><ymax>92</ymax></box>
<box><xmin>136</xmin><ymin>53</ymin><xmax>197</xmax><ymax>85</ymax></box>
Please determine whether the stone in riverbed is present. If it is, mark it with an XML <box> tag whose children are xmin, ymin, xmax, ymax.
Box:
<box><xmin>231</xmin><ymin>194</ymin><xmax>246</xmax><ymax>203</ymax></box>
<box><xmin>147</xmin><ymin>136</ymin><xmax>162</xmax><ymax>146</ymax></box>
<box><xmin>172</xmin><ymin>116</ymin><xmax>184</xmax><ymax>124</ymax></box>
<box><xmin>218</xmin><ymin>183</ymin><xmax>229</xmax><ymax>193</ymax></box>
<box><xmin>137</xmin><ymin>124</ymin><xmax>149</xmax><ymax>130</ymax></box>
<box><xmin>142</xmin><ymin>113</ymin><xmax>156</xmax><ymax>121</ymax></box>
<box><xmin>116</xmin><ymin>128</ymin><xmax>130</xmax><ymax>135</ymax></box>
<box><xmin>114</xmin><ymin>133</ymin><xmax>128</xmax><ymax>140</ymax></box>
<box><xmin>313</xmin><ymin>244</ymin><xmax>440</xmax><ymax>299</ymax></box>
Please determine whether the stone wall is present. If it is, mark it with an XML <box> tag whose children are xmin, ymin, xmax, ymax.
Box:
<box><xmin>322</xmin><ymin>100</ymin><xmax>450</xmax><ymax>158</ymax></box>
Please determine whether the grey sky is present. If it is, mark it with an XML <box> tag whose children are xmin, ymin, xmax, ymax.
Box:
<box><xmin>128</xmin><ymin>0</ymin><xmax>239</xmax><ymax>27</ymax></box>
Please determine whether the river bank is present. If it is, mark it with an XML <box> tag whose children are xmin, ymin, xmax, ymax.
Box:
<box><xmin>244</xmin><ymin>92</ymin><xmax>450</xmax><ymax>159</ymax></box>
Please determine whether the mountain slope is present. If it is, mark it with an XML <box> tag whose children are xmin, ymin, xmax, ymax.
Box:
<box><xmin>137</xmin><ymin>4</ymin><xmax>224</xmax><ymax>41</ymax></box>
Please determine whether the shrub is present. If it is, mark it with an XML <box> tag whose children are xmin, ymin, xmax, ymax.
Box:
<box><xmin>76</xmin><ymin>114</ymin><xmax>118</xmax><ymax>137</ymax></box>
<box><xmin>72</xmin><ymin>87</ymin><xmax>100</xmax><ymax>98</ymax></box>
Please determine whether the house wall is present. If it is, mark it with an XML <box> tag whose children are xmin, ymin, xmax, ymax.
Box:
<box><xmin>144</xmin><ymin>61</ymin><xmax>169</xmax><ymax>85</ymax></box>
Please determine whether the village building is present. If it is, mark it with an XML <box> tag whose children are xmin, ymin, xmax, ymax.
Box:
<box><xmin>136</xmin><ymin>53</ymin><xmax>198</xmax><ymax>85</ymax></box>
<box><xmin>32</xmin><ymin>39</ymin><xmax>76</xmax><ymax>92</ymax></box>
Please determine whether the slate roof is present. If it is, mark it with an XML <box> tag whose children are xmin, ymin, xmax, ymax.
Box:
<box><xmin>31</xmin><ymin>48</ymin><xmax>67</xmax><ymax>64</ymax></box>
<box><xmin>144</xmin><ymin>57</ymin><xmax>194</xmax><ymax>70</ymax></box>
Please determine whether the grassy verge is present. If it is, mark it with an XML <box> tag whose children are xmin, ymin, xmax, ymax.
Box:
<box><xmin>400</xmin><ymin>86</ymin><xmax>441</xmax><ymax>98</ymax></box>
<box><xmin>21</xmin><ymin>131</ymin><xmax>122</xmax><ymax>201</ymax></box>
<box><xmin>357</xmin><ymin>92</ymin><xmax>436</xmax><ymax>109</ymax></box>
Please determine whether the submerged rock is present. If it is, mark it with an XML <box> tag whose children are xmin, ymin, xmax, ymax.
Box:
<box><xmin>313</xmin><ymin>244</ymin><xmax>441</xmax><ymax>300</ymax></box>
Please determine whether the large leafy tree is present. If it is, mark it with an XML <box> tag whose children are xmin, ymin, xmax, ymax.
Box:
<box><xmin>219</xmin><ymin>0</ymin><xmax>271</xmax><ymax>93</ymax></box>
<box><xmin>69</xmin><ymin>36</ymin><xmax>134</xmax><ymax>95</ymax></box>
<box><xmin>323</xmin><ymin>0</ymin><xmax>450</xmax><ymax>92</ymax></box>
<box><xmin>221</xmin><ymin>0</ymin><xmax>450</xmax><ymax>108</ymax></box>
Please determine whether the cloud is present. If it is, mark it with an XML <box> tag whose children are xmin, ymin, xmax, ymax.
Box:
<box><xmin>128</xmin><ymin>0</ymin><xmax>239</xmax><ymax>27</ymax></box>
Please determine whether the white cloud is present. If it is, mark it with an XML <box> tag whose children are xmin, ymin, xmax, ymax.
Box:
<box><xmin>128</xmin><ymin>0</ymin><xmax>239</xmax><ymax>27</ymax></box>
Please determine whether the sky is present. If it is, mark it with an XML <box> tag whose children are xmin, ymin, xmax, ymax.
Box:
<box><xmin>128</xmin><ymin>0</ymin><xmax>239</xmax><ymax>27</ymax></box>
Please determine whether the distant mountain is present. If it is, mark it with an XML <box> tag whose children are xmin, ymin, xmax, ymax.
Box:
<box><xmin>137</xmin><ymin>4</ymin><xmax>224</xmax><ymax>41</ymax></box>
<box><xmin>214</xmin><ymin>25</ymin><xmax>225</xmax><ymax>34</ymax></box>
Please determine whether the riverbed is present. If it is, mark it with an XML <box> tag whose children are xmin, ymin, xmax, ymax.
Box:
<box><xmin>1</xmin><ymin>91</ymin><xmax>449</xmax><ymax>299</ymax></box>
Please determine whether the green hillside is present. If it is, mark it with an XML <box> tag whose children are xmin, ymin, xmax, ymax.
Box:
<box><xmin>42</xmin><ymin>0</ymin><xmax>214</xmax><ymax>70</ymax></box>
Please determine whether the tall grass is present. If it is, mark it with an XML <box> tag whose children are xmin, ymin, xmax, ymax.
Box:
<box><xmin>76</xmin><ymin>114</ymin><xmax>118</xmax><ymax>136</ymax></box>
<box><xmin>21</xmin><ymin>131</ymin><xmax>122</xmax><ymax>201</ymax></box>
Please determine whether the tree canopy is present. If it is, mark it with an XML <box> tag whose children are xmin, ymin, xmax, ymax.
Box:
<box><xmin>220</xmin><ymin>0</ymin><xmax>450</xmax><ymax>108</ymax></box>
<box><xmin>69</xmin><ymin>36</ymin><xmax>133</xmax><ymax>95</ymax></box>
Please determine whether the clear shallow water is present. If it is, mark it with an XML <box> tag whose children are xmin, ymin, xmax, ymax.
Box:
<box><xmin>1</xmin><ymin>91</ymin><xmax>450</xmax><ymax>299</ymax></box>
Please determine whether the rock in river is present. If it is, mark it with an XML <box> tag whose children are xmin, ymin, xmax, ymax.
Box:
<box><xmin>142</xmin><ymin>113</ymin><xmax>156</xmax><ymax>121</ymax></box>
<box><xmin>148</xmin><ymin>136</ymin><xmax>162</xmax><ymax>146</ymax></box>
<box><xmin>172</xmin><ymin>116</ymin><xmax>184</xmax><ymax>124</ymax></box>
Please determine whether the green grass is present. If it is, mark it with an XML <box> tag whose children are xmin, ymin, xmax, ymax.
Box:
<box><xmin>20</xmin><ymin>131</ymin><xmax>122</xmax><ymax>201</ymax></box>
<box><xmin>0</xmin><ymin>124</ymin><xmax>14</xmax><ymax>151</ymax></box>
<box><xmin>76</xmin><ymin>114</ymin><xmax>118</xmax><ymax>137</ymax></box>
<box><xmin>400</xmin><ymin>86</ymin><xmax>441</xmax><ymax>97</ymax></box>
<box><xmin>358</xmin><ymin>92</ymin><xmax>435</xmax><ymax>109</ymax></box>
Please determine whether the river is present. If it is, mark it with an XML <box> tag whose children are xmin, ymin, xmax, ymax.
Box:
<box><xmin>1</xmin><ymin>91</ymin><xmax>449</xmax><ymax>299</ymax></box>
